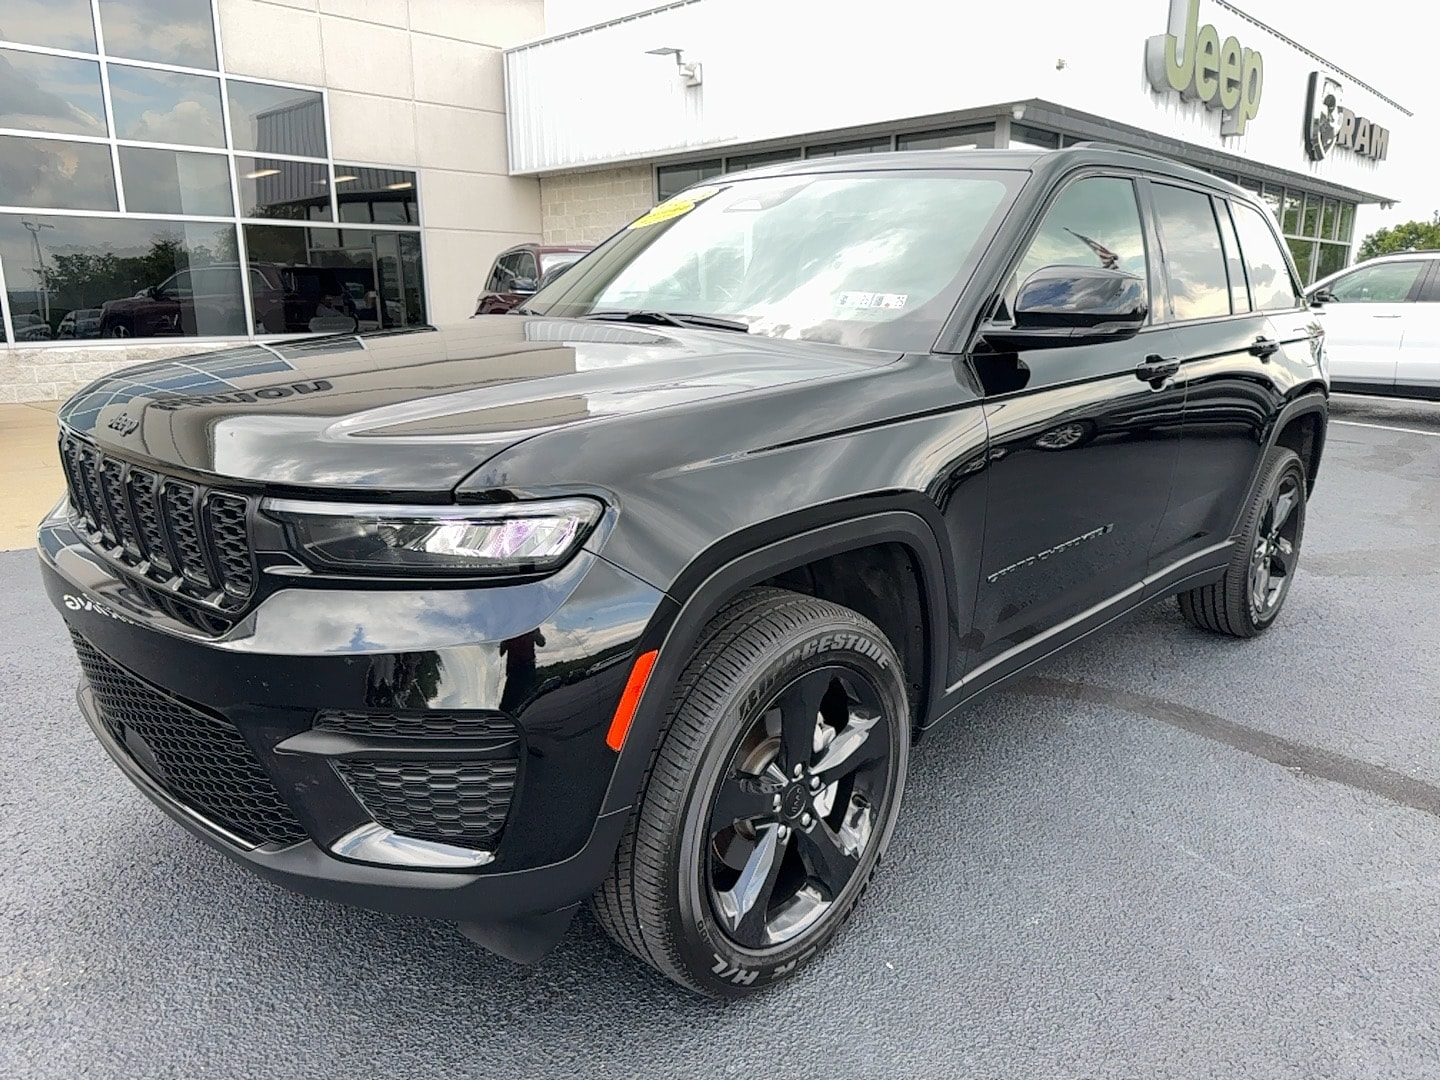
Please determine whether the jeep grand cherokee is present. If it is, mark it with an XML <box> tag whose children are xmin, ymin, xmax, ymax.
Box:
<box><xmin>38</xmin><ymin>146</ymin><xmax>1327</xmax><ymax>996</ymax></box>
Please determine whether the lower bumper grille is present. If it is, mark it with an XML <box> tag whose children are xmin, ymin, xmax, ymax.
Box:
<box><xmin>333</xmin><ymin>759</ymin><xmax>518</xmax><ymax>850</ymax></box>
<box><xmin>71</xmin><ymin>633</ymin><xmax>308</xmax><ymax>848</ymax></box>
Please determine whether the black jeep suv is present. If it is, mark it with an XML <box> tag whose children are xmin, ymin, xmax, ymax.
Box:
<box><xmin>38</xmin><ymin>147</ymin><xmax>1327</xmax><ymax>996</ymax></box>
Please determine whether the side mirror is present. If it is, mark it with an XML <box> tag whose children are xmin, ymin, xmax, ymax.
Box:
<box><xmin>1308</xmin><ymin>287</ymin><xmax>1335</xmax><ymax>305</ymax></box>
<box><xmin>982</xmin><ymin>266</ymin><xmax>1147</xmax><ymax>350</ymax></box>
<box><xmin>511</xmin><ymin>276</ymin><xmax>538</xmax><ymax>295</ymax></box>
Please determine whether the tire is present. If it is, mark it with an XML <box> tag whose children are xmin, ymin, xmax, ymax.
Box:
<box><xmin>1179</xmin><ymin>446</ymin><xmax>1307</xmax><ymax>638</ymax></box>
<box><xmin>592</xmin><ymin>587</ymin><xmax>910</xmax><ymax>997</ymax></box>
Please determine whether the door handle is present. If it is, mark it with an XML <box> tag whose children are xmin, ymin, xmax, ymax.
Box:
<box><xmin>1371</xmin><ymin>314</ymin><xmax>1403</xmax><ymax>319</ymax></box>
<box><xmin>1249</xmin><ymin>337</ymin><xmax>1280</xmax><ymax>361</ymax></box>
<box><xmin>1135</xmin><ymin>354</ymin><xmax>1180</xmax><ymax>383</ymax></box>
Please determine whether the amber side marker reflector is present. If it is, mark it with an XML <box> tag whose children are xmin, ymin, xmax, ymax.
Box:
<box><xmin>606</xmin><ymin>649</ymin><xmax>658</xmax><ymax>752</ymax></box>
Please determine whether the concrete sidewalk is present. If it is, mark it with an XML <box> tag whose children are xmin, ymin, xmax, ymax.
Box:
<box><xmin>2</xmin><ymin>402</ymin><xmax>63</xmax><ymax>551</ymax></box>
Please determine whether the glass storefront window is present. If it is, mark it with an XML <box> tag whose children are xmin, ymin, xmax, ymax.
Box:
<box><xmin>1260</xmin><ymin>185</ymin><xmax>1283</xmax><ymax>223</ymax></box>
<box><xmin>656</xmin><ymin>160</ymin><xmax>721</xmax><ymax>201</ymax></box>
<box><xmin>1321</xmin><ymin>198</ymin><xmax>1338</xmax><ymax>240</ymax></box>
<box><xmin>0</xmin><ymin>213</ymin><xmax>240</xmax><ymax>340</ymax></box>
<box><xmin>1338</xmin><ymin>202</ymin><xmax>1355</xmax><ymax>243</ymax></box>
<box><xmin>1009</xmin><ymin>124</ymin><xmax>1061</xmax><ymax>150</ymax></box>
<box><xmin>804</xmin><ymin>137</ymin><xmax>891</xmax><ymax>158</ymax></box>
<box><xmin>897</xmin><ymin>124</ymin><xmax>994</xmax><ymax>150</ymax></box>
<box><xmin>1282</xmin><ymin>192</ymin><xmax>1302</xmax><ymax>235</ymax></box>
<box><xmin>226</xmin><ymin>80</ymin><xmax>326</xmax><ymax>157</ymax></box>
<box><xmin>1302</xmin><ymin>195</ymin><xmax>1321</xmax><ymax>238</ymax></box>
<box><xmin>243</xmin><ymin>224</ymin><xmax>426</xmax><ymax>333</ymax></box>
<box><xmin>235</xmin><ymin>157</ymin><xmax>331</xmax><ymax>220</ymax></box>
<box><xmin>97</xmin><ymin>0</ymin><xmax>217</xmax><ymax>70</ymax></box>
<box><xmin>1286</xmin><ymin>237</ymin><xmax>1315</xmax><ymax>285</ymax></box>
<box><xmin>0</xmin><ymin>135</ymin><xmax>117</xmax><ymax>211</ymax></box>
<box><xmin>118</xmin><ymin>146</ymin><xmax>231</xmax><ymax>216</ymax></box>
<box><xmin>1315</xmin><ymin>242</ymin><xmax>1347</xmax><ymax>281</ymax></box>
<box><xmin>0</xmin><ymin>49</ymin><xmax>107</xmax><ymax>136</ymax></box>
<box><xmin>725</xmin><ymin>148</ymin><xmax>802</xmax><ymax>171</ymax></box>
<box><xmin>107</xmin><ymin>65</ymin><xmax>224</xmax><ymax>146</ymax></box>
<box><xmin>0</xmin><ymin>0</ymin><xmax>97</xmax><ymax>52</ymax></box>
<box><xmin>334</xmin><ymin>166</ymin><xmax>418</xmax><ymax>224</ymax></box>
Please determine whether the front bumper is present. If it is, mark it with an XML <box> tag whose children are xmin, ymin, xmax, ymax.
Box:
<box><xmin>38</xmin><ymin>506</ymin><xmax>667</xmax><ymax>931</ymax></box>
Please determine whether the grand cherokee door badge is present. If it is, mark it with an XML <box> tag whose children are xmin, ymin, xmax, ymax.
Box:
<box><xmin>987</xmin><ymin>524</ymin><xmax>1115</xmax><ymax>583</ymax></box>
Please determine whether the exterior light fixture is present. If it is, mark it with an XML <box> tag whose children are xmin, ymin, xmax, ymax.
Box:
<box><xmin>645</xmin><ymin>45</ymin><xmax>702</xmax><ymax>87</ymax></box>
<box><xmin>244</xmin><ymin>168</ymin><xmax>281</xmax><ymax>179</ymax></box>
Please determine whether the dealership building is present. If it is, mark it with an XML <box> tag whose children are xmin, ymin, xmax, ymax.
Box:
<box><xmin>0</xmin><ymin>0</ymin><xmax>1414</xmax><ymax>402</ymax></box>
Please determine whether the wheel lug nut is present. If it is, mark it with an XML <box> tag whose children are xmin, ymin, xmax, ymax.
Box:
<box><xmin>801</xmin><ymin>812</ymin><xmax>812</xmax><ymax>827</ymax></box>
<box><xmin>777</xmin><ymin>825</ymin><xmax>790</xmax><ymax>840</ymax></box>
<box><xmin>772</xmin><ymin>794</ymin><xmax>781</xmax><ymax>811</ymax></box>
<box><xmin>809</xmin><ymin>777</ymin><xmax>821</xmax><ymax>791</ymax></box>
<box><xmin>792</xmin><ymin>764</ymin><xmax>804</xmax><ymax>778</ymax></box>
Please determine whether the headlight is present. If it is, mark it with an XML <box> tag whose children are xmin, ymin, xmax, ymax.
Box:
<box><xmin>260</xmin><ymin>497</ymin><xmax>602</xmax><ymax>576</ymax></box>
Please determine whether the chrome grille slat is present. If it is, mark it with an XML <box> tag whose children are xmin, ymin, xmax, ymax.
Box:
<box><xmin>57</xmin><ymin>433</ymin><xmax>256</xmax><ymax>617</ymax></box>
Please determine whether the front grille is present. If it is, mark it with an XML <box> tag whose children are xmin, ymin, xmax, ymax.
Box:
<box><xmin>317</xmin><ymin>710</ymin><xmax>516</xmax><ymax>741</ymax></box>
<box><xmin>334</xmin><ymin>760</ymin><xmax>518</xmax><ymax>849</ymax></box>
<box><xmin>59</xmin><ymin>432</ymin><xmax>255</xmax><ymax>611</ymax></box>
<box><xmin>71</xmin><ymin>633</ymin><xmax>308</xmax><ymax>848</ymax></box>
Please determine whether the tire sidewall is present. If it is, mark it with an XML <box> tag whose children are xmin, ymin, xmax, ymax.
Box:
<box><xmin>668</xmin><ymin>621</ymin><xmax>910</xmax><ymax>996</ymax></box>
<box><xmin>1245</xmin><ymin>451</ymin><xmax>1307</xmax><ymax>630</ymax></box>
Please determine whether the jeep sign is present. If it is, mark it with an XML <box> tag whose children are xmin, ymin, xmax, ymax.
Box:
<box><xmin>1145</xmin><ymin>0</ymin><xmax>1263</xmax><ymax>136</ymax></box>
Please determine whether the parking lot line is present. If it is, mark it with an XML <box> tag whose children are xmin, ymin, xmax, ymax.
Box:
<box><xmin>1331</xmin><ymin>419</ymin><xmax>1440</xmax><ymax>438</ymax></box>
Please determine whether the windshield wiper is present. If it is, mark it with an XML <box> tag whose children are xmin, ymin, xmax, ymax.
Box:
<box><xmin>577</xmin><ymin>310</ymin><xmax>751</xmax><ymax>333</ymax></box>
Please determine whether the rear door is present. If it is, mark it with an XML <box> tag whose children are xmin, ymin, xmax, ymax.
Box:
<box><xmin>1151</xmin><ymin>192</ymin><xmax>1314</xmax><ymax>589</ymax></box>
<box><xmin>966</xmin><ymin>172</ymin><xmax>1184</xmax><ymax>680</ymax></box>
<box><xmin>1312</xmin><ymin>258</ymin><xmax>1430</xmax><ymax>393</ymax></box>
<box><xmin>1396</xmin><ymin>260</ymin><xmax>1440</xmax><ymax>397</ymax></box>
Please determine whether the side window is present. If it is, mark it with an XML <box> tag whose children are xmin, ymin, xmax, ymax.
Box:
<box><xmin>1418</xmin><ymin>265</ymin><xmax>1440</xmax><ymax>303</ymax></box>
<box><xmin>163</xmin><ymin>270</ymin><xmax>192</xmax><ymax>298</ymax></box>
<box><xmin>1326</xmin><ymin>261</ymin><xmax>1425</xmax><ymax>303</ymax></box>
<box><xmin>1013</xmin><ymin>176</ymin><xmax>1148</xmax><ymax>291</ymax></box>
<box><xmin>1150</xmin><ymin>184</ymin><xmax>1229</xmax><ymax>320</ymax></box>
<box><xmin>1216</xmin><ymin>202</ymin><xmax>1251</xmax><ymax>314</ymax></box>
<box><xmin>1230</xmin><ymin>203</ymin><xmax>1302</xmax><ymax>310</ymax></box>
<box><xmin>515</xmin><ymin>251</ymin><xmax>539</xmax><ymax>283</ymax></box>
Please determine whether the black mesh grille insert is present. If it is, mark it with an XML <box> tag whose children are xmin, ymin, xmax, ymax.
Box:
<box><xmin>71</xmin><ymin>633</ymin><xmax>308</xmax><ymax>847</ymax></box>
<box><xmin>317</xmin><ymin>710</ymin><xmax>516</xmax><ymax>741</ymax></box>
<box><xmin>127</xmin><ymin>469</ymin><xmax>173</xmax><ymax>573</ymax></box>
<box><xmin>334</xmin><ymin>760</ymin><xmax>517</xmax><ymax>849</ymax></box>
<box><xmin>206</xmin><ymin>495</ymin><xmax>253</xmax><ymax>597</ymax></box>
<box><xmin>59</xmin><ymin>434</ymin><xmax>257</xmax><ymax>607</ymax></box>
<box><xmin>160</xmin><ymin>480</ymin><xmax>211</xmax><ymax>588</ymax></box>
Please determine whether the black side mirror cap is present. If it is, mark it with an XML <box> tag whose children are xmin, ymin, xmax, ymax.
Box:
<box><xmin>982</xmin><ymin>265</ymin><xmax>1147</xmax><ymax>350</ymax></box>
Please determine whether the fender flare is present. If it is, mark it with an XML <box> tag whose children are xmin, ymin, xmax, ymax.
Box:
<box><xmin>1230</xmin><ymin>388</ymin><xmax>1328</xmax><ymax>537</ymax></box>
<box><xmin>597</xmin><ymin>501</ymin><xmax>954</xmax><ymax>817</ymax></box>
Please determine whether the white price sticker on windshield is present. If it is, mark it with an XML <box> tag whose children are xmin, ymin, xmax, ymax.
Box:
<box><xmin>838</xmin><ymin>292</ymin><xmax>907</xmax><ymax>309</ymax></box>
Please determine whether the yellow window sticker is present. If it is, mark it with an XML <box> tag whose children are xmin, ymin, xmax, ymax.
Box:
<box><xmin>626</xmin><ymin>186</ymin><xmax>720</xmax><ymax>230</ymax></box>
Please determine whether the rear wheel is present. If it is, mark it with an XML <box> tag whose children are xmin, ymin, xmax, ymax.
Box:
<box><xmin>1179</xmin><ymin>446</ymin><xmax>1307</xmax><ymax>637</ymax></box>
<box><xmin>592</xmin><ymin>587</ymin><xmax>909</xmax><ymax>996</ymax></box>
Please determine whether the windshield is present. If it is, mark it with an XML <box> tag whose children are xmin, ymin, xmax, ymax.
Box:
<box><xmin>529</xmin><ymin>170</ymin><xmax>1024</xmax><ymax>351</ymax></box>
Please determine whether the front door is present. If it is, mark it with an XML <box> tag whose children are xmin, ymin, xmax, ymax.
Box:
<box><xmin>1313</xmin><ymin>257</ymin><xmax>1430</xmax><ymax>393</ymax></box>
<box><xmin>966</xmin><ymin>173</ymin><xmax>1183</xmax><ymax>682</ymax></box>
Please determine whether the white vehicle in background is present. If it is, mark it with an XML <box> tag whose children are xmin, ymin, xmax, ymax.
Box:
<box><xmin>1307</xmin><ymin>252</ymin><xmax>1440</xmax><ymax>401</ymax></box>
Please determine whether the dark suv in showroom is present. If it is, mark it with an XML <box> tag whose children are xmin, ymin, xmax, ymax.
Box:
<box><xmin>39</xmin><ymin>146</ymin><xmax>1327</xmax><ymax>997</ymax></box>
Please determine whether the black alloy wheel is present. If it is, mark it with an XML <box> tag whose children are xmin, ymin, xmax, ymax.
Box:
<box><xmin>1179</xmin><ymin>446</ymin><xmax>1308</xmax><ymax>637</ymax></box>
<box><xmin>705</xmin><ymin>665</ymin><xmax>892</xmax><ymax>950</ymax></box>
<box><xmin>592</xmin><ymin>587</ymin><xmax>909</xmax><ymax>997</ymax></box>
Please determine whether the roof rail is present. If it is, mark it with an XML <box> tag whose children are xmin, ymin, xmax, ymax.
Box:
<box><xmin>1066</xmin><ymin>140</ymin><xmax>1169</xmax><ymax>161</ymax></box>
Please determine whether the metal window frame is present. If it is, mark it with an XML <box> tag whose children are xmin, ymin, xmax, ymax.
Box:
<box><xmin>0</xmin><ymin>5</ymin><xmax>428</xmax><ymax>349</ymax></box>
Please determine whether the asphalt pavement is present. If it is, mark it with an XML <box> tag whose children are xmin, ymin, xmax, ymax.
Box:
<box><xmin>3</xmin><ymin>393</ymin><xmax>1439</xmax><ymax>1078</ymax></box>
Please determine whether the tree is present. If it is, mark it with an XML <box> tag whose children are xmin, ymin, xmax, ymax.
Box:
<box><xmin>1356</xmin><ymin>212</ymin><xmax>1440</xmax><ymax>261</ymax></box>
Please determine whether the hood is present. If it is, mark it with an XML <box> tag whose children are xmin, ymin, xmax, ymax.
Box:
<box><xmin>58</xmin><ymin>319</ymin><xmax>896</xmax><ymax>493</ymax></box>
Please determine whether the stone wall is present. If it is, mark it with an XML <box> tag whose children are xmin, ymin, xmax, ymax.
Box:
<box><xmin>539</xmin><ymin>166</ymin><xmax>656</xmax><ymax>245</ymax></box>
<box><xmin>0</xmin><ymin>343</ymin><xmax>230</xmax><ymax>404</ymax></box>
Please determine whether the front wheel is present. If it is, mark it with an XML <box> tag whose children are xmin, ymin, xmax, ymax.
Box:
<box><xmin>1179</xmin><ymin>446</ymin><xmax>1307</xmax><ymax>637</ymax></box>
<box><xmin>592</xmin><ymin>587</ymin><xmax>910</xmax><ymax>996</ymax></box>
